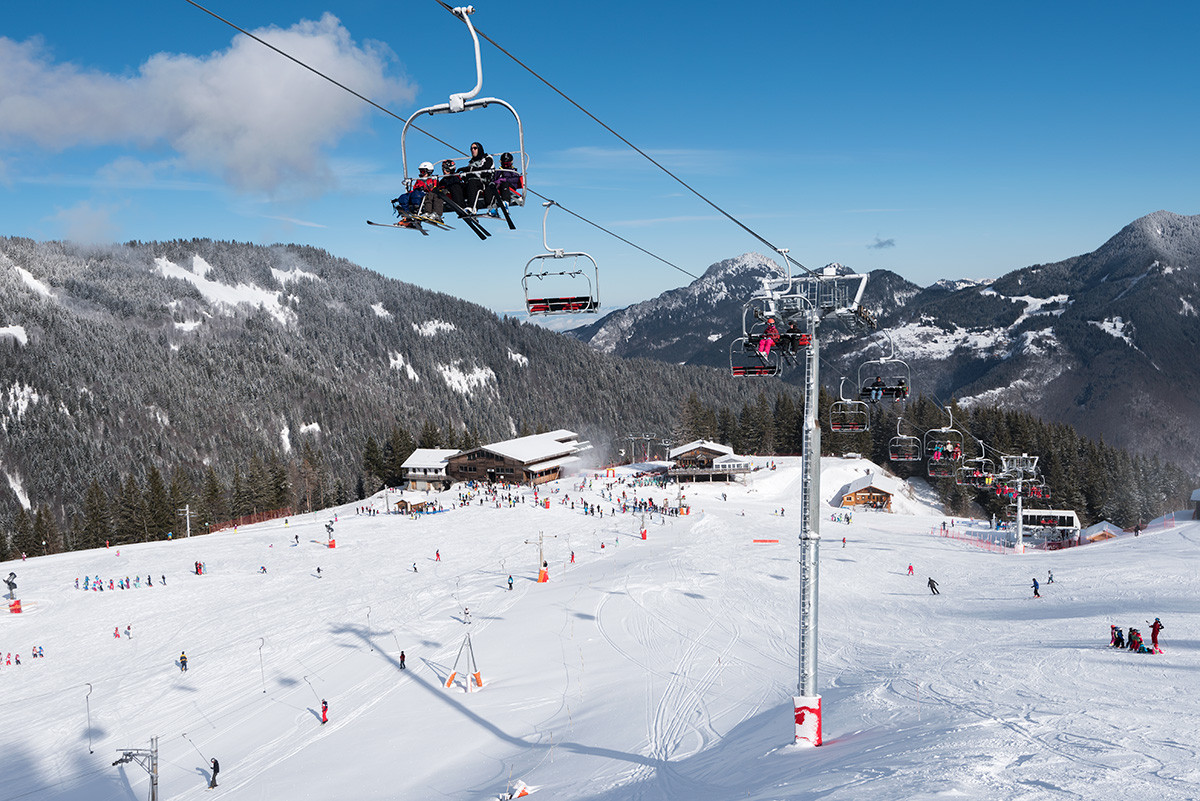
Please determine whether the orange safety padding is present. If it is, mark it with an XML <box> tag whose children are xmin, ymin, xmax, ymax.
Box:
<box><xmin>444</xmin><ymin>671</ymin><xmax>457</xmax><ymax>689</ymax></box>
<box><xmin>472</xmin><ymin>671</ymin><xmax>483</xmax><ymax>687</ymax></box>
<box><xmin>328</xmin><ymin>539</ymin><xmax>336</xmax><ymax>548</ymax></box>
<box><xmin>9</xmin><ymin>599</ymin><xmax>21</xmax><ymax>613</ymax></box>
<box><xmin>537</xmin><ymin>569</ymin><xmax>549</xmax><ymax>583</ymax></box>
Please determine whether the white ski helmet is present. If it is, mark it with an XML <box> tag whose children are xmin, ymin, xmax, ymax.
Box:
<box><xmin>418</xmin><ymin>161</ymin><xmax>434</xmax><ymax>173</ymax></box>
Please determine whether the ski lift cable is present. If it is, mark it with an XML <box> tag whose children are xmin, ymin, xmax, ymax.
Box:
<box><xmin>429</xmin><ymin>0</ymin><xmax>823</xmax><ymax>283</ymax></box>
<box><xmin>530</xmin><ymin>194</ymin><xmax>696</xmax><ymax>279</ymax></box>
<box><xmin>182</xmin><ymin>0</ymin><xmax>696</xmax><ymax>280</ymax></box>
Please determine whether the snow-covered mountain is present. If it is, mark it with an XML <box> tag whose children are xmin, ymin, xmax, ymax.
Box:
<box><xmin>2</xmin><ymin>456</ymin><xmax>1196</xmax><ymax>800</ymax></box>
<box><xmin>571</xmin><ymin>211</ymin><xmax>1200</xmax><ymax>472</ymax></box>
<box><xmin>0</xmin><ymin>238</ymin><xmax>776</xmax><ymax>524</ymax></box>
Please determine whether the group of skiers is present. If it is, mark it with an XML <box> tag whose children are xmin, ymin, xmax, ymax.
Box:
<box><xmin>391</xmin><ymin>143</ymin><xmax>523</xmax><ymax>221</ymax></box>
<box><xmin>76</xmin><ymin>574</ymin><xmax>165</xmax><ymax>591</ymax></box>
<box><xmin>2</xmin><ymin>648</ymin><xmax>43</xmax><ymax>666</ymax></box>
<box><xmin>1111</xmin><ymin>619</ymin><xmax>1164</xmax><ymax>653</ymax></box>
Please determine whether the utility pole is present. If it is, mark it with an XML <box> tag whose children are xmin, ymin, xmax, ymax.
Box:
<box><xmin>113</xmin><ymin>736</ymin><xmax>158</xmax><ymax>801</ymax></box>
<box><xmin>177</xmin><ymin>504</ymin><xmax>192</xmax><ymax>538</ymax></box>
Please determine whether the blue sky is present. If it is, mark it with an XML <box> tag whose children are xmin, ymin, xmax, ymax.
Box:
<box><xmin>3</xmin><ymin>1</ymin><xmax>1198</xmax><ymax>317</ymax></box>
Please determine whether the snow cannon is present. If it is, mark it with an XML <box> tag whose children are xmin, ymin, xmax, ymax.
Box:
<box><xmin>9</xmin><ymin>599</ymin><xmax>22</xmax><ymax>614</ymax></box>
<box><xmin>794</xmin><ymin>695</ymin><xmax>822</xmax><ymax>746</ymax></box>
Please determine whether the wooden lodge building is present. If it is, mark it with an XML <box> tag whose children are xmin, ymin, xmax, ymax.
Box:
<box><xmin>839</xmin><ymin>472</ymin><xmax>898</xmax><ymax>512</ymax></box>
<box><xmin>445</xmin><ymin>429</ymin><xmax>590</xmax><ymax>486</ymax></box>
<box><xmin>667</xmin><ymin>440</ymin><xmax>752</xmax><ymax>483</ymax></box>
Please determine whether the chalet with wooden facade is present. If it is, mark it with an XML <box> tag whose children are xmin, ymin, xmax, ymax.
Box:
<box><xmin>445</xmin><ymin>430</ymin><xmax>589</xmax><ymax>486</ymax></box>
<box><xmin>667</xmin><ymin>440</ymin><xmax>752</xmax><ymax>482</ymax></box>
<box><xmin>839</xmin><ymin>472</ymin><xmax>897</xmax><ymax>511</ymax></box>
<box><xmin>401</xmin><ymin>448</ymin><xmax>459</xmax><ymax>491</ymax></box>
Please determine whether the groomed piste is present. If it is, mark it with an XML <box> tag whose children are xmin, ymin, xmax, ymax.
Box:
<box><xmin>1</xmin><ymin>456</ymin><xmax>1197</xmax><ymax>800</ymax></box>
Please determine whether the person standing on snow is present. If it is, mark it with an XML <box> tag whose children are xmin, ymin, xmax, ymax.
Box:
<box><xmin>508</xmin><ymin>575</ymin><xmax>514</xmax><ymax>591</ymax></box>
<box><xmin>179</xmin><ymin>652</ymin><xmax>188</xmax><ymax>672</ymax></box>
<box><xmin>1032</xmin><ymin>578</ymin><xmax>1040</xmax><ymax>598</ymax></box>
<box><xmin>927</xmin><ymin>577</ymin><xmax>939</xmax><ymax>595</ymax></box>
<box><xmin>399</xmin><ymin>651</ymin><xmax>406</xmax><ymax>670</ymax></box>
<box><xmin>209</xmin><ymin>757</ymin><xmax>219</xmax><ymax>788</ymax></box>
<box><xmin>907</xmin><ymin>564</ymin><xmax>914</xmax><ymax>576</ymax></box>
<box><xmin>1150</xmin><ymin>618</ymin><xmax>1164</xmax><ymax>652</ymax></box>
<box><xmin>435</xmin><ymin>550</ymin><xmax>441</xmax><ymax>562</ymax></box>
<box><xmin>1047</xmin><ymin>570</ymin><xmax>1054</xmax><ymax>584</ymax></box>
<box><xmin>321</xmin><ymin>699</ymin><xmax>328</xmax><ymax>724</ymax></box>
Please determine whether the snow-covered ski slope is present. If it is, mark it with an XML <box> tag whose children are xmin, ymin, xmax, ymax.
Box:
<box><xmin>2</xmin><ymin>457</ymin><xmax>1197</xmax><ymax>800</ymax></box>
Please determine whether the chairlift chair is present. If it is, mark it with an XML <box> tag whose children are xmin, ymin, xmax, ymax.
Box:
<box><xmin>398</xmin><ymin>6</ymin><xmax>528</xmax><ymax>228</ymax></box>
<box><xmin>924</xmin><ymin>407</ymin><xmax>965</xmax><ymax>479</ymax></box>
<box><xmin>523</xmin><ymin>202</ymin><xmax>600</xmax><ymax>316</ymax></box>
<box><xmin>829</xmin><ymin>377</ymin><xmax>870</xmax><ymax>433</ymax></box>
<box><xmin>955</xmin><ymin>439</ymin><xmax>995</xmax><ymax>487</ymax></box>
<box><xmin>730</xmin><ymin>337</ymin><xmax>781</xmax><ymax>376</ymax></box>
<box><xmin>729</xmin><ymin>295</ymin><xmax>785</xmax><ymax>377</ymax></box>
<box><xmin>856</xmin><ymin>333</ymin><xmax>911</xmax><ymax>403</ymax></box>
<box><xmin>955</xmin><ymin>457</ymin><xmax>996</xmax><ymax>487</ymax></box>
<box><xmin>888</xmin><ymin>417</ymin><xmax>923</xmax><ymax>462</ymax></box>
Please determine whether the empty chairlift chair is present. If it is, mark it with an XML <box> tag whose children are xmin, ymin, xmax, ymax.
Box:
<box><xmin>523</xmin><ymin>202</ymin><xmax>600</xmax><ymax>315</ymax></box>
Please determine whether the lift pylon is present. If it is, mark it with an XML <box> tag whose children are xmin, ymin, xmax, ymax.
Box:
<box><xmin>445</xmin><ymin>632</ymin><xmax>483</xmax><ymax>690</ymax></box>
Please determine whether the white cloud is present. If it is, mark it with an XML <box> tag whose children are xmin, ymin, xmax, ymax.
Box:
<box><xmin>49</xmin><ymin>200</ymin><xmax>121</xmax><ymax>243</ymax></box>
<box><xmin>0</xmin><ymin>17</ymin><xmax>415</xmax><ymax>194</ymax></box>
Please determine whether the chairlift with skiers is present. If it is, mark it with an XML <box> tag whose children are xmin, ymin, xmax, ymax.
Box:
<box><xmin>924</xmin><ymin>407</ymin><xmax>965</xmax><ymax>479</ymax></box>
<box><xmin>856</xmin><ymin>334</ymin><xmax>911</xmax><ymax>404</ymax></box>
<box><xmin>390</xmin><ymin>5</ymin><xmax>528</xmax><ymax>239</ymax></box>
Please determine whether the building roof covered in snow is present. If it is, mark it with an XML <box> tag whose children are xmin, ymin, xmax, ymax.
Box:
<box><xmin>480</xmin><ymin>429</ymin><xmax>589</xmax><ymax>463</ymax></box>
<box><xmin>669</xmin><ymin>440</ymin><xmax>733</xmax><ymax>460</ymax></box>
<box><xmin>401</xmin><ymin>448</ymin><xmax>460</xmax><ymax>471</ymax></box>
<box><xmin>843</xmin><ymin>471</ymin><xmax>902</xmax><ymax>497</ymax></box>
